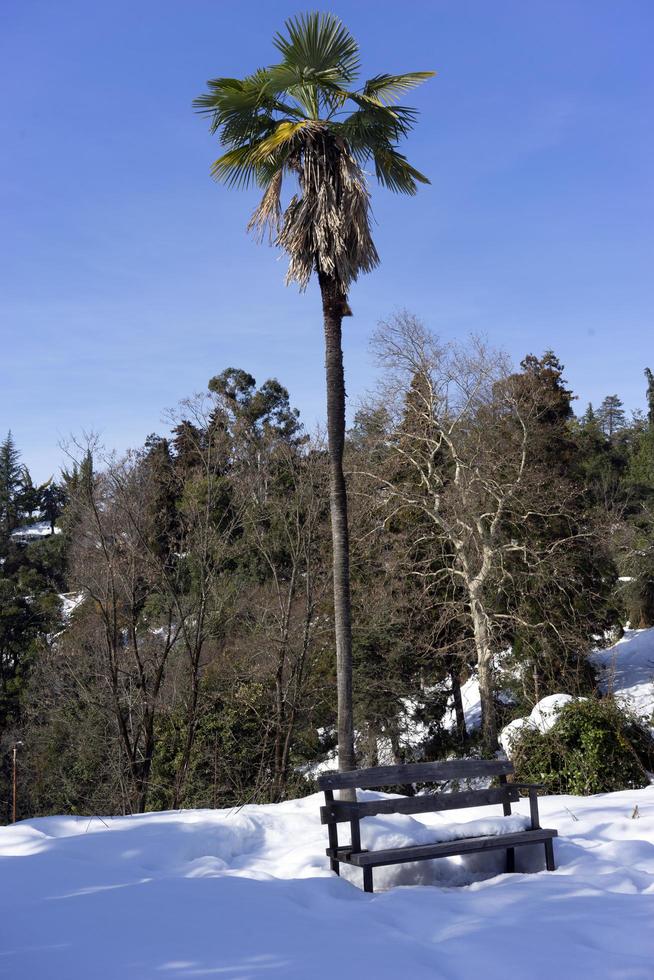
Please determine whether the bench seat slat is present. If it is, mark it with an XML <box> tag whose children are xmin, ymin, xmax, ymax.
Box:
<box><xmin>346</xmin><ymin>827</ymin><xmax>557</xmax><ymax>867</ymax></box>
<box><xmin>321</xmin><ymin>785</ymin><xmax>520</xmax><ymax>824</ymax></box>
<box><xmin>317</xmin><ymin>759</ymin><xmax>514</xmax><ymax>790</ymax></box>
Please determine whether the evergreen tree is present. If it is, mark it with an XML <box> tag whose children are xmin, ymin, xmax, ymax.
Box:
<box><xmin>598</xmin><ymin>395</ymin><xmax>627</xmax><ymax>438</ymax></box>
<box><xmin>582</xmin><ymin>403</ymin><xmax>597</xmax><ymax>425</ymax></box>
<box><xmin>208</xmin><ymin>369</ymin><xmax>303</xmax><ymax>446</ymax></box>
<box><xmin>15</xmin><ymin>469</ymin><xmax>46</xmax><ymax>523</ymax></box>
<box><xmin>41</xmin><ymin>483</ymin><xmax>66</xmax><ymax>533</ymax></box>
<box><xmin>143</xmin><ymin>436</ymin><xmax>180</xmax><ymax>562</ymax></box>
<box><xmin>517</xmin><ymin>351</ymin><xmax>575</xmax><ymax>473</ymax></box>
<box><xmin>506</xmin><ymin>354</ymin><xmax>617</xmax><ymax>703</ymax></box>
<box><xmin>645</xmin><ymin>368</ymin><xmax>654</xmax><ymax>430</ymax></box>
<box><xmin>622</xmin><ymin>369</ymin><xmax>654</xmax><ymax>626</ymax></box>
<box><xmin>0</xmin><ymin>432</ymin><xmax>24</xmax><ymax>536</ymax></box>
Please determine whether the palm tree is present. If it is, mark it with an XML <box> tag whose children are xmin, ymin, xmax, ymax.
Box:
<box><xmin>195</xmin><ymin>12</ymin><xmax>433</xmax><ymax>773</ymax></box>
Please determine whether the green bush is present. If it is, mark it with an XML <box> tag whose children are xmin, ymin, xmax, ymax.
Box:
<box><xmin>511</xmin><ymin>698</ymin><xmax>653</xmax><ymax>795</ymax></box>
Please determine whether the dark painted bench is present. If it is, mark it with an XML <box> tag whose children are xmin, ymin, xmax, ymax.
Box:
<box><xmin>318</xmin><ymin>759</ymin><xmax>557</xmax><ymax>893</ymax></box>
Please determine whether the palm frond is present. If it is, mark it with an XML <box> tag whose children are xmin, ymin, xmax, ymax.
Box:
<box><xmin>248</xmin><ymin>169</ymin><xmax>284</xmax><ymax>242</ymax></box>
<box><xmin>209</xmin><ymin>145</ymin><xmax>264</xmax><ymax>188</ymax></box>
<box><xmin>362</xmin><ymin>71</ymin><xmax>435</xmax><ymax>105</ymax></box>
<box><xmin>372</xmin><ymin>147</ymin><xmax>430</xmax><ymax>195</ymax></box>
<box><xmin>249</xmin><ymin>119</ymin><xmax>320</xmax><ymax>162</ymax></box>
<box><xmin>335</xmin><ymin>104</ymin><xmax>419</xmax><ymax>154</ymax></box>
<box><xmin>273</xmin><ymin>12</ymin><xmax>360</xmax><ymax>83</ymax></box>
<box><xmin>262</xmin><ymin>66</ymin><xmax>321</xmax><ymax>118</ymax></box>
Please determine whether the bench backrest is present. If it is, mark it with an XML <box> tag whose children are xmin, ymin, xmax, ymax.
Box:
<box><xmin>318</xmin><ymin>760</ymin><xmax>517</xmax><ymax>828</ymax></box>
<box><xmin>317</xmin><ymin>759</ymin><xmax>514</xmax><ymax>791</ymax></box>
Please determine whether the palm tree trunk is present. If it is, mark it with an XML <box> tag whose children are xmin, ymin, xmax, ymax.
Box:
<box><xmin>319</xmin><ymin>271</ymin><xmax>355</xmax><ymax>774</ymax></box>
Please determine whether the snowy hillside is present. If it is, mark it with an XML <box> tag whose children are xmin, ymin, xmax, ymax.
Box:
<box><xmin>591</xmin><ymin>626</ymin><xmax>654</xmax><ymax>719</ymax></box>
<box><xmin>1</xmin><ymin>786</ymin><xmax>653</xmax><ymax>979</ymax></box>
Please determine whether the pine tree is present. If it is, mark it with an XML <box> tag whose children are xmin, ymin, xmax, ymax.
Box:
<box><xmin>16</xmin><ymin>469</ymin><xmax>42</xmax><ymax>521</ymax></box>
<box><xmin>582</xmin><ymin>403</ymin><xmax>597</xmax><ymax>426</ymax></box>
<box><xmin>624</xmin><ymin>369</ymin><xmax>654</xmax><ymax>626</ymax></box>
<box><xmin>0</xmin><ymin>431</ymin><xmax>23</xmax><ymax>536</ymax></box>
<box><xmin>598</xmin><ymin>395</ymin><xmax>627</xmax><ymax>438</ymax></box>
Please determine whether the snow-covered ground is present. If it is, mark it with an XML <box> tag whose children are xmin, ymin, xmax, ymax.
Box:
<box><xmin>591</xmin><ymin>626</ymin><xmax>654</xmax><ymax>720</ymax></box>
<box><xmin>458</xmin><ymin>629</ymin><xmax>654</xmax><ymax>745</ymax></box>
<box><xmin>1</xmin><ymin>787</ymin><xmax>653</xmax><ymax>979</ymax></box>
<box><xmin>500</xmin><ymin>628</ymin><xmax>654</xmax><ymax>754</ymax></box>
<box><xmin>2</xmin><ymin>630</ymin><xmax>654</xmax><ymax>979</ymax></box>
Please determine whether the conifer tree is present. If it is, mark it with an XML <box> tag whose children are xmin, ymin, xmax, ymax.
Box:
<box><xmin>645</xmin><ymin>368</ymin><xmax>654</xmax><ymax>431</ymax></box>
<box><xmin>41</xmin><ymin>483</ymin><xmax>66</xmax><ymax>533</ymax></box>
<box><xmin>582</xmin><ymin>403</ymin><xmax>597</xmax><ymax>425</ymax></box>
<box><xmin>0</xmin><ymin>431</ymin><xmax>23</xmax><ymax>536</ymax></box>
<box><xmin>518</xmin><ymin>352</ymin><xmax>575</xmax><ymax>472</ymax></box>
<box><xmin>598</xmin><ymin>395</ymin><xmax>627</xmax><ymax>438</ymax></box>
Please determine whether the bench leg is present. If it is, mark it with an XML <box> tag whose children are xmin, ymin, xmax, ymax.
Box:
<box><xmin>544</xmin><ymin>839</ymin><xmax>556</xmax><ymax>871</ymax></box>
<box><xmin>363</xmin><ymin>867</ymin><xmax>373</xmax><ymax>894</ymax></box>
<box><xmin>330</xmin><ymin>858</ymin><xmax>340</xmax><ymax>876</ymax></box>
<box><xmin>506</xmin><ymin>847</ymin><xmax>515</xmax><ymax>873</ymax></box>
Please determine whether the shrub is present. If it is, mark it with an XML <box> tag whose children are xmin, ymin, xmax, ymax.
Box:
<box><xmin>511</xmin><ymin>698</ymin><xmax>653</xmax><ymax>795</ymax></box>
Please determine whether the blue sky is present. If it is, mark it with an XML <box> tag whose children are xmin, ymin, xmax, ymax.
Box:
<box><xmin>1</xmin><ymin>0</ymin><xmax>652</xmax><ymax>481</ymax></box>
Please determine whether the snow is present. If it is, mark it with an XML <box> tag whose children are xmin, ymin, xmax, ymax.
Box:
<box><xmin>591</xmin><ymin>626</ymin><xmax>654</xmax><ymax>720</ymax></box>
<box><xmin>3</xmin><ymin>624</ymin><xmax>654</xmax><ymax>976</ymax></box>
<box><xmin>443</xmin><ymin>675</ymin><xmax>482</xmax><ymax>731</ymax></box>
<box><xmin>499</xmin><ymin>694</ymin><xmax>584</xmax><ymax>756</ymax></box>
<box><xmin>1</xmin><ymin>788</ymin><xmax>654</xmax><ymax>979</ymax></box>
<box><xmin>60</xmin><ymin>592</ymin><xmax>85</xmax><ymax>620</ymax></box>
<box><xmin>10</xmin><ymin>520</ymin><xmax>61</xmax><ymax>541</ymax></box>
<box><xmin>496</xmin><ymin>629</ymin><xmax>654</xmax><ymax>755</ymax></box>
<box><xmin>355</xmin><ymin>809</ymin><xmax>531</xmax><ymax>889</ymax></box>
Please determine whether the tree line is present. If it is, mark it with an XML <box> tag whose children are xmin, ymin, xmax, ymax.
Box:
<box><xmin>1</xmin><ymin>331</ymin><xmax>653</xmax><ymax>819</ymax></box>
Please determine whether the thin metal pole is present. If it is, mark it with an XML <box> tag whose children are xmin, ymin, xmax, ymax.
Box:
<box><xmin>12</xmin><ymin>745</ymin><xmax>17</xmax><ymax>823</ymax></box>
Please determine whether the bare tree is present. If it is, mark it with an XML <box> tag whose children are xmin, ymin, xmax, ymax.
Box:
<box><xmin>66</xmin><ymin>453</ymin><xmax>181</xmax><ymax>812</ymax></box>
<box><xmin>233</xmin><ymin>439</ymin><xmax>331</xmax><ymax>800</ymax></box>
<box><xmin>64</xmin><ymin>423</ymin><xmax>240</xmax><ymax>812</ymax></box>
<box><xmin>155</xmin><ymin>396</ymin><xmax>243</xmax><ymax>806</ymax></box>
<box><xmin>368</xmin><ymin>313</ymin><xmax>602</xmax><ymax>750</ymax></box>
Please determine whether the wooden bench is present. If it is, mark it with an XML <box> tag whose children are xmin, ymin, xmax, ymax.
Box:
<box><xmin>318</xmin><ymin>760</ymin><xmax>557</xmax><ymax>893</ymax></box>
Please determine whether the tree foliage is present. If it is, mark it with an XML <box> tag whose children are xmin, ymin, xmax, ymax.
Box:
<box><xmin>3</xmin><ymin>337</ymin><xmax>654</xmax><ymax>816</ymax></box>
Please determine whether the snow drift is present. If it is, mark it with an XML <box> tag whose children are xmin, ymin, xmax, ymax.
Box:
<box><xmin>1</xmin><ymin>786</ymin><xmax>654</xmax><ymax>979</ymax></box>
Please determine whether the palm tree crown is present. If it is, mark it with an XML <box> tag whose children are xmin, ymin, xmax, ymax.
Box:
<box><xmin>194</xmin><ymin>12</ymin><xmax>433</xmax><ymax>292</ymax></box>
